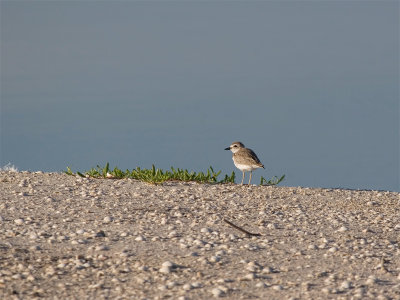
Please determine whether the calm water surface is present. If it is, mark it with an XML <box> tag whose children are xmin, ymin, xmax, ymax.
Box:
<box><xmin>1</xmin><ymin>2</ymin><xmax>398</xmax><ymax>191</ymax></box>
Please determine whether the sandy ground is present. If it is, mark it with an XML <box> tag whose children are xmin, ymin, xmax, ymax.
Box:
<box><xmin>0</xmin><ymin>171</ymin><xmax>399</xmax><ymax>300</ymax></box>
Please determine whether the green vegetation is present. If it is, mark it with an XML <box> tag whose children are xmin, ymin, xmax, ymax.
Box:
<box><xmin>260</xmin><ymin>174</ymin><xmax>285</xmax><ymax>186</ymax></box>
<box><xmin>65</xmin><ymin>163</ymin><xmax>284</xmax><ymax>186</ymax></box>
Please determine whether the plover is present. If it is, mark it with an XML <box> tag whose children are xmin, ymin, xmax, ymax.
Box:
<box><xmin>225</xmin><ymin>141</ymin><xmax>264</xmax><ymax>185</ymax></box>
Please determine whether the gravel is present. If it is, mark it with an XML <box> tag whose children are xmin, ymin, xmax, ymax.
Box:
<box><xmin>1</xmin><ymin>171</ymin><xmax>399</xmax><ymax>299</ymax></box>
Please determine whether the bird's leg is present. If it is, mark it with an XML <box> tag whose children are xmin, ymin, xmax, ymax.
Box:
<box><xmin>241</xmin><ymin>171</ymin><xmax>245</xmax><ymax>185</ymax></box>
<box><xmin>248</xmin><ymin>171</ymin><xmax>252</xmax><ymax>185</ymax></box>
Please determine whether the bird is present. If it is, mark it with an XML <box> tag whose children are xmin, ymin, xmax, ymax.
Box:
<box><xmin>225</xmin><ymin>141</ymin><xmax>264</xmax><ymax>185</ymax></box>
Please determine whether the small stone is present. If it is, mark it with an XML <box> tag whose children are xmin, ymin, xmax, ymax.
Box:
<box><xmin>340</xmin><ymin>280</ymin><xmax>351</xmax><ymax>290</ymax></box>
<box><xmin>159</xmin><ymin>266</ymin><xmax>171</xmax><ymax>274</ymax></box>
<box><xmin>183</xmin><ymin>283</ymin><xmax>192</xmax><ymax>290</ymax></box>
<box><xmin>95</xmin><ymin>245</ymin><xmax>109</xmax><ymax>251</ymax></box>
<box><xmin>26</xmin><ymin>275</ymin><xmax>35</xmax><ymax>281</ymax></box>
<box><xmin>366</xmin><ymin>275</ymin><xmax>377</xmax><ymax>285</ymax></box>
<box><xmin>162</xmin><ymin>261</ymin><xmax>175</xmax><ymax>268</ymax></box>
<box><xmin>30</xmin><ymin>245</ymin><xmax>41</xmax><ymax>251</ymax></box>
<box><xmin>95</xmin><ymin>230</ymin><xmax>106</xmax><ymax>238</ymax></box>
<box><xmin>322</xmin><ymin>287</ymin><xmax>331</xmax><ymax>294</ymax></box>
<box><xmin>255</xmin><ymin>282</ymin><xmax>267</xmax><ymax>288</ymax></box>
<box><xmin>137</xmin><ymin>265</ymin><xmax>148</xmax><ymax>272</ymax></box>
<box><xmin>135</xmin><ymin>235</ymin><xmax>146</xmax><ymax>241</ymax></box>
<box><xmin>45</xmin><ymin>266</ymin><xmax>56</xmax><ymax>276</ymax></box>
<box><xmin>168</xmin><ymin>230</ymin><xmax>178</xmax><ymax>238</ymax></box>
<box><xmin>328</xmin><ymin>247</ymin><xmax>338</xmax><ymax>253</ymax></box>
<box><xmin>211</xmin><ymin>287</ymin><xmax>225</xmax><ymax>297</ymax></box>
<box><xmin>262</xmin><ymin>266</ymin><xmax>274</xmax><ymax>274</ymax></box>
<box><xmin>272</xmin><ymin>285</ymin><xmax>283</xmax><ymax>291</ymax></box>
<box><xmin>166</xmin><ymin>281</ymin><xmax>177</xmax><ymax>288</ymax></box>
<box><xmin>192</xmin><ymin>282</ymin><xmax>202</xmax><ymax>288</ymax></box>
<box><xmin>103</xmin><ymin>216</ymin><xmax>113</xmax><ymax>223</ymax></box>
<box><xmin>246</xmin><ymin>265</ymin><xmax>257</xmax><ymax>272</ymax></box>
<box><xmin>201</xmin><ymin>227</ymin><xmax>212</xmax><ymax>233</ymax></box>
<box><xmin>29</xmin><ymin>232</ymin><xmax>39</xmax><ymax>239</ymax></box>
<box><xmin>354</xmin><ymin>287</ymin><xmax>365</xmax><ymax>296</ymax></box>
<box><xmin>57</xmin><ymin>263</ymin><xmax>67</xmax><ymax>269</ymax></box>
<box><xmin>58</xmin><ymin>235</ymin><xmax>69</xmax><ymax>241</ymax></box>
<box><xmin>241</xmin><ymin>273</ymin><xmax>256</xmax><ymax>281</ymax></box>
<box><xmin>14</xmin><ymin>218</ymin><xmax>24</xmax><ymax>225</ymax></box>
<box><xmin>337</xmin><ymin>226</ymin><xmax>348</xmax><ymax>232</ymax></box>
<box><xmin>209</xmin><ymin>256</ymin><xmax>220</xmax><ymax>263</ymax></box>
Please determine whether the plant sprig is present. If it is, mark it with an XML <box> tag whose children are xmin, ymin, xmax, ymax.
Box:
<box><xmin>260</xmin><ymin>175</ymin><xmax>285</xmax><ymax>186</ymax></box>
<box><xmin>65</xmin><ymin>163</ymin><xmax>235</xmax><ymax>185</ymax></box>
<box><xmin>65</xmin><ymin>163</ymin><xmax>284</xmax><ymax>186</ymax></box>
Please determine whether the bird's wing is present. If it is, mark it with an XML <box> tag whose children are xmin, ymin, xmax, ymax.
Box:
<box><xmin>234</xmin><ymin>148</ymin><xmax>264</xmax><ymax>167</ymax></box>
<box><xmin>246</xmin><ymin>148</ymin><xmax>263</xmax><ymax>165</ymax></box>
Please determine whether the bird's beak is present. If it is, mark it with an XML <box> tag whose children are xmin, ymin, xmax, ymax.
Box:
<box><xmin>224</xmin><ymin>147</ymin><xmax>230</xmax><ymax>150</ymax></box>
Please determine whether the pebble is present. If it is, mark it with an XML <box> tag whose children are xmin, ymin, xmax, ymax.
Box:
<box><xmin>135</xmin><ymin>235</ymin><xmax>146</xmax><ymax>241</ymax></box>
<box><xmin>159</xmin><ymin>261</ymin><xmax>175</xmax><ymax>274</ymax></box>
<box><xmin>95</xmin><ymin>245</ymin><xmax>109</xmax><ymax>251</ymax></box>
<box><xmin>211</xmin><ymin>287</ymin><xmax>225</xmax><ymax>297</ymax></box>
<box><xmin>339</xmin><ymin>280</ymin><xmax>351</xmax><ymax>290</ymax></box>
<box><xmin>162</xmin><ymin>261</ymin><xmax>175</xmax><ymax>268</ymax></box>
<box><xmin>166</xmin><ymin>281</ymin><xmax>177</xmax><ymax>288</ymax></box>
<box><xmin>14</xmin><ymin>218</ymin><xmax>24</xmax><ymax>225</ymax></box>
<box><xmin>262</xmin><ymin>266</ymin><xmax>274</xmax><ymax>274</ymax></box>
<box><xmin>168</xmin><ymin>230</ymin><xmax>178</xmax><ymax>238</ymax></box>
<box><xmin>255</xmin><ymin>282</ymin><xmax>267</xmax><ymax>288</ymax></box>
<box><xmin>241</xmin><ymin>273</ymin><xmax>256</xmax><ymax>281</ymax></box>
<box><xmin>209</xmin><ymin>256</ymin><xmax>220</xmax><ymax>263</ymax></box>
<box><xmin>191</xmin><ymin>282</ymin><xmax>202</xmax><ymax>288</ymax></box>
<box><xmin>201</xmin><ymin>227</ymin><xmax>212</xmax><ymax>233</ymax></box>
<box><xmin>95</xmin><ymin>230</ymin><xmax>106</xmax><ymax>238</ymax></box>
<box><xmin>103</xmin><ymin>216</ymin><xmax>113</xmax><ymax>223</ymax></box>
<box><xmin>29</xmin><ymin>232</ymin><xmax>39</xmax><ymax>239</ymax></box>
<box><xmin>366</xmin><ymin>275</ymin><xmax>377</xmax><ymax>285</ymax></box>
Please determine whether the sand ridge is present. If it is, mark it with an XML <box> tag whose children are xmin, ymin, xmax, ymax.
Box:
<box><xmin>0</xmin><ymin>171</ymin><xmax>399</xmax><ymax>299</ymax></box>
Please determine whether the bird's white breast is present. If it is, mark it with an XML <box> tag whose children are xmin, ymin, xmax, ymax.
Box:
<box><xmin>233</xmin><ymin>161</ymin><xmax>261</xmax><ymax>172</ymax></box>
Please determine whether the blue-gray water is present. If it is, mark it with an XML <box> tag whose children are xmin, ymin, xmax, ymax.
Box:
<box><xmin>1</xmin><ymin>1</ymin><xmax>399</xmax><ymax>191</ymax></box>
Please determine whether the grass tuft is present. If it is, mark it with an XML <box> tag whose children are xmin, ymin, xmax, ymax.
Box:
<box><xmin>260</xmin><ymin>174</ymin><xmax>285</xmax><ymax>186</ymax></box>
<box><xmin>65</xmin><ymin>163</ymin><xmax>284</xmax><ymax>186</ymax></box>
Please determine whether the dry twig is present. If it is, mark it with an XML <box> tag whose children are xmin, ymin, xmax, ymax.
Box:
<box><xmin>223</xmin><ymin>219</ymin><xmax>261</xmax><ymax>237</ymax></box>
